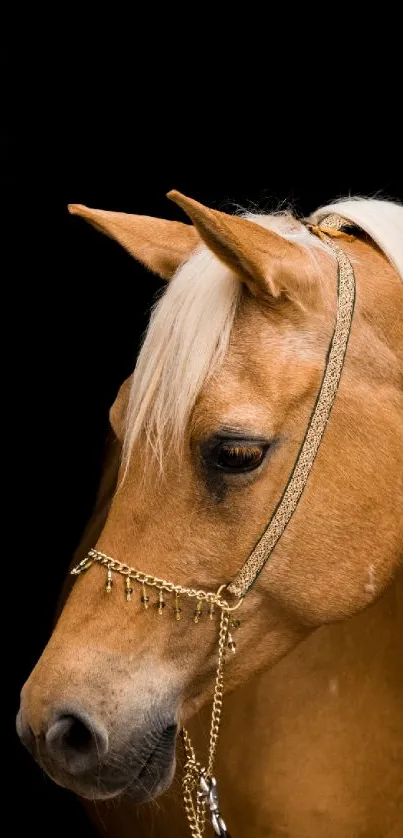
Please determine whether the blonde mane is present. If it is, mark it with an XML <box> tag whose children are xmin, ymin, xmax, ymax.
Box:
<box><xmin>310</xmin><ymin>198</ymin><xmax>403</xmax><ymax>280</ymax></box>
<box><xmin>123</xmin><ymin>198</ymin><xmax>403</xmax><ymax>466</ymax></box>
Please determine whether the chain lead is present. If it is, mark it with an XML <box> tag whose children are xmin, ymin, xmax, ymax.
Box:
<box><xmin>181</xmin><ymin>609</ymin><xmax>230</xmax><ymax>837</ymax></box>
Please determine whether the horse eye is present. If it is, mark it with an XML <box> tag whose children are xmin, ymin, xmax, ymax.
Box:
<box><xmin>213</xmin><ymin>443</ymin><xmax>267</xmax><ymax>473</ymax></box>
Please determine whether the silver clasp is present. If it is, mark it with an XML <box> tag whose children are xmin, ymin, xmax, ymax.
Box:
<box><xmin>199</xmin><ymin>774</ymin><xmax>228</xmax><ymax>836</ymax></box>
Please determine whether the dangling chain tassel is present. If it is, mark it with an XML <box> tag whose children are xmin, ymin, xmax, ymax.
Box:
<box><xmin>209</xmin><ymin>601</ymin><xmax>215</xmax><ymax>620</ymax></box>
<box><xmin>194</xmin><ymin>601</ymin><xmax>202</xmax><ymax>624</ymax></box>
<box><xmin>141</xmin><ymin>584</ymin><xmax>149</xmax><ymax>610</ymax></box>
<box><xmin>106</xmin><ymin>566</ymin><xmax>113</xmax><ymax>594</ymax></box>
<box><xmin>125</xmin><ymin>576</ymin><xmax>133</xmax><ymax>601</ymax></box>
<box><xmin>227</xmin><ymin>618</ymin><xmax>241</xmax><ymax>653</ymax></box>
<box><xmin>174</xmin><ymin>592</ymin><xmax>182</xmax><ymax>621</ymax></box>
<box><xmin>158</xmin><ymin>590</ymin><xmax>165</xmax><ymax>615</ymax></box>
<box><xmin>227</xmin><ymin>632</ymin><xmax>236</xmax><ymax>653</ymax></box>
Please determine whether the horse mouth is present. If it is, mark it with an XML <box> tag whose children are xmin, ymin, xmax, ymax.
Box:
<box><xmin>122</xmin><ymin>723</ymin><xmax>178</xmax><ymax>802</ymax></box>
<box><xmin>43</xmin><ymin>722</ymin><xmax>179</xmax><ymax>803</ymax></box>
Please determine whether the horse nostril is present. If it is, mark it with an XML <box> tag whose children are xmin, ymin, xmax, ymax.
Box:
<box><xmin>61</xmin><ymin>716</ymin><xmax>92</xmax><ymax>751</ymax></box>
<box><xmin>45</xmin><ymin>712</ymin><xmax>109</xmax><ymax>775</ymax></box>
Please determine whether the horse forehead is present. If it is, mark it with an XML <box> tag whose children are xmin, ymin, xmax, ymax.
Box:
<box><xmin>195</xmin><ymin>349</ymin><xmax>317</xmax><ymax>432</ymax></box>
<box><xmin>208</xmin><ymin>317</ymin><xmax>323</xmax><ymax>390</ymax></box>
<box><xmin>194</xmin><ymin>322</ymin><xmax>327</xmax><ymax>439</ymax></box>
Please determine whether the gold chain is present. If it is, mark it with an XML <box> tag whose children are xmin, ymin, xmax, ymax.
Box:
<box><xmin>181</xmin><ymin>609</ymin><xmax>230</xmax><ymax>838</ymax></box>
<box><xmin>72</xmin><ymin>548</ymin><xmax>242</xmax><ymax>611</ymax></box>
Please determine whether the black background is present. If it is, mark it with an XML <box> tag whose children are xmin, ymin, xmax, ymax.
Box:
<box><xmin>5</xmin><ymin>43</ymin><xmax>402</xmax><ymax>838</ymax></box>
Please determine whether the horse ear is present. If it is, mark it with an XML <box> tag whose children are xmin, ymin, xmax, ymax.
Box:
<box><xmin>68</xmin><ymin>204</ymin><xmax>199</xmax><ymax>280</ymax></box>
<box><xmin>167</xmin><ymin>190</ymin><xmax>307</xmax><ymax>299</ymax></box>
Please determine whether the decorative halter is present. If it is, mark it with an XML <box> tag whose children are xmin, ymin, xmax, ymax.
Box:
<box><xmin>71</xmin><ymin>215</ymin><xmax>356</xmax><ymax>838</ymax></box>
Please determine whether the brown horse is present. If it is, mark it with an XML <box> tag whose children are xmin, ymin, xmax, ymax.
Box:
<box><xmin>17</xmin><ymin>193</ymin><xmax>403</xmax><ymax>837</ymax></box>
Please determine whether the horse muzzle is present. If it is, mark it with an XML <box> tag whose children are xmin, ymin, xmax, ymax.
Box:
<box><xmin>16</xmin><ymin>701</ymin><xmax>178</xmax><ymax>801</ymax></box>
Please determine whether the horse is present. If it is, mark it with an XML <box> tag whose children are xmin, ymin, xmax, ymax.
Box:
<box><xmin>17</xmin><ymin>192</ymin><xmax>403</xmax><ymax>837</ymax></box>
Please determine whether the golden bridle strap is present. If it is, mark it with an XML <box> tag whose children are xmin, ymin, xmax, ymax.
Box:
<box><xmin>227</xmin><ymin>214</ymin><xmax>356</xmax><ymax>598</ymax></box>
